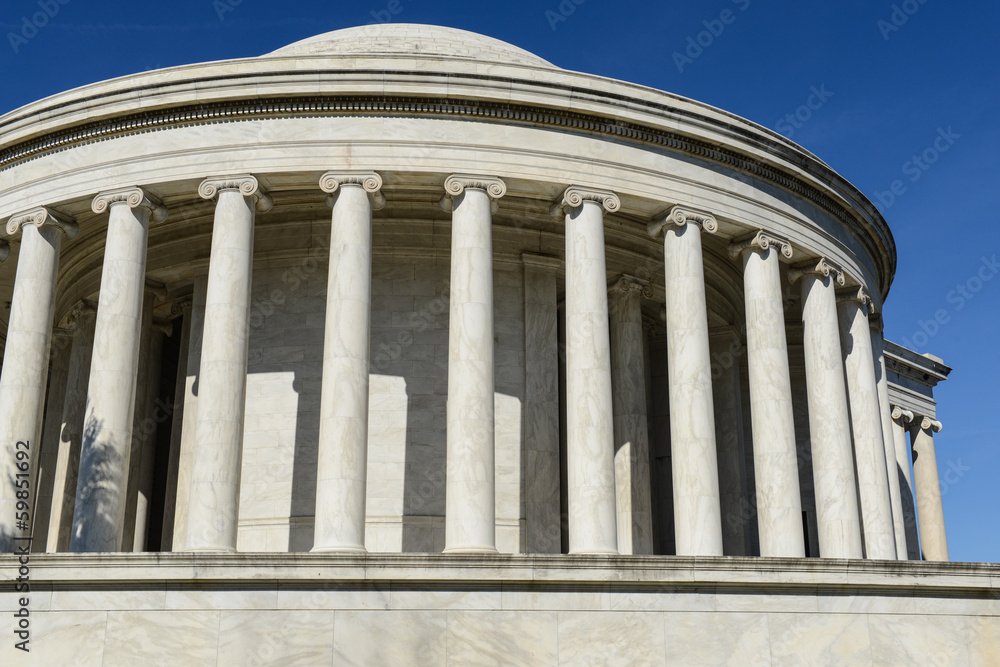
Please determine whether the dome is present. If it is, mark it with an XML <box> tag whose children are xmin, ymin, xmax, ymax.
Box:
<box><xmin>266</xmin><ymin>23</ymin><xmax>557</xmax><ymax>68</ymax></box>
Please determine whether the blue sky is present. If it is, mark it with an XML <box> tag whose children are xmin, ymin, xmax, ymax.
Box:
<box><xmin>1</xmin><ymin>0</ymin><xmax>997</xmax><ymax>562</ymax></box>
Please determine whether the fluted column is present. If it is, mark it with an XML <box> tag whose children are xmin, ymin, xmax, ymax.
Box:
<box><xmin>871</xmin><ymin>318</ymin><xmax>908</xmax><ymax>560</ymax></box>
<box><xmin>0</xmin><ymin>208</ymin><xmax>77</xmax><ymax>553</ymax></box>
<box><xmin>160</xmin><ymin>297</ymin><xmax>193</xmax><ymax>551</ymax></box>
<box><xmin>71</xmin><ymin>189</ymin><xmax>165</xmax><ymax>552</ymax></box>
<box><xmin>555</xmin><ymin>186</ymin><xmax>620</xmax><ymax>555</ymax></box>
<box><xmin>709</xmin><ymin>327</ymin><xmax>749</xmax><ymax>556</ymax></box>
<box><xmin>46</xmin><ymin>302</ymin><xmax>97</xmax><ymax>552</ymax></box>
<box><xmin>838</xmin><ymin>286</ymin><xmax>897</xmax><ymax>559</ymax></box>
<box><xmin>890</xmin><ymin>406</ymin><xmax>920</xmax><ymax>559</ymax></box>
<box><xmin>789</xmin><ymin>259</ymin><xmax>863</xmax><ymax>558</ymax></box>
<box><xmin>649</xmin><ymin>206</ymin><xmax>723</xmax><ymax>557</ymax></box>
<box><xmin>184</xmin><ymin>175</ymin><xmax>271</xmax><ymax>552</ymax></box>
<box><xmin>909</xmin><ymin>416</ymin><xmax>948</xmax><ymax>561</ymax></box>
<box><xmin>729</xmin><ymin>231</ymin><xmax>805</xmax><ymax>558</ymax></box>
<box><xmin>439</xmin><ymin>175</ymin><xmax>506</xmax><ymax>553</ymax></box>
<box><xmin>34</xmin><ymin>327</ymin><xmax>73</xmax><ymax>551</ymax></box>
<box><xmin>609</xmin><ymin>275</ymin><xmax>654</xmax><ymax>555</ymax></box>
<box><xmin>311</xmin><ymin>172</ymin><xmax>384</xmax><ymax>553</ymax></box>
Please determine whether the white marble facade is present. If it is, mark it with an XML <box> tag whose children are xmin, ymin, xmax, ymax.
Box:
<box><xmin>0</xmin><ymin>22</ymin><xmax>979</xmax><ymax>665</ymax></box>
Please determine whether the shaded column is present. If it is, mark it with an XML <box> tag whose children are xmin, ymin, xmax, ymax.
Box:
<box><xmin>709</xmin><ymin>327</ymin><xmax>749</xmax><ymax>556</ymax></box>
<box><xmin>729</xmin><ymin>230</ymin><xmax>805</xmax><ymax>558</ymax></box>
<box><xmin>609</xmin><ymin>275</ymin><xmax>654</xmax><ymax>555</ymax></box>
<box><xmin>33</xmin><ymin>327</ymin><xmax>73</xmax><ymax>550</ymax></box>
<box><xmin>909</xmin><ymin>416</ymin><xmax>948</xmax><ymax>561</ymax></box>
<box><xmin>160</xmin><ymin>296</ymin><xmax>193</xmax><ymax>552</ymax></box>
<box><xmin>184</xmin><ymin>175</ymin><xmax>271</xmax><ymax>552</ymax></box>
<box><xmin>46</xmin><ymin>302</ymin><xmax>97</xmax><ymax>552</ymax></box>
<box><xmin>312</xmin><ymin>172</ymin><xmax>384</xmax><ymax>553</ymax></box>
<box><xmin>891</xmin><ymin>406</ymin><xmax>920</xmax><ymax>559</ymax></box>
<box><xmin>440</xmin><ymin>175</ymin><xmax>505</xmax><ymax>554</ymax></box>
<box><xmin>648</xmin><ymin>206</ymin><xmax>723</xmax><ymax>557</ymax></box>
<box><xmin>871</xmin><ymin>318</ymin><xmax>908</xmax><ymax>560</ymax></box>
<box><xmin>790</xmin><ymin>259</ymin><xmax>863</xmax><ymax>558</ymax></box>
<box><xmin>837</xmin><ymin>286</ymin><xmax>897</xmax><ymax>560</ymax></box>
<box><xmin>0</xmin><ymin>208</ymin><xmax>76</xmax><ymax>553</ymax></box>
<box><xmin>523</xmin><ymin>254</ymin><xmax>562</xmax><ymax>554</ymax></box>
<box><xmin>555</xmin><ymin>186</ymin><xmax>620</xmax><ymax>555</ymax></box>
<box><xmin>72</xmin><ymin>189</ymin><xmax>165</xmax><ymax>552</ymax></box>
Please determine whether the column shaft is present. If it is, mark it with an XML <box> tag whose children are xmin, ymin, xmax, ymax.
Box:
<box><xmin>34</xmin><ymin>329</ymin><xmax>72</xmax><ymax>550</ymax></box>
<box><xmin>609</xmin><ymin>283</ymin><xmax>653</xmax><ymax>555</ymax></box>
<box><xmin>185</xmin><ymin>178</ymin><xmax>265</xmax><ymax>551</ymax></box>
<box><xmin>655</xmin><ymin>209</ymin><xmax>723</xmax><ymax>557</ymax></box>
<box><xmin>709</xmin><ymin>328</ymin><xmax>749</xmax><ymax>556</ymax></box>
<box><xmin>797</xmin><ymin>267</ymin><xmax>863</xmax><ymax>558</ymax></box>
<box><xmin>872</xmin><ymin>328</ymin><xmax>908</xmax><ymax>560</ymax></box>
<box><xmin>910</xmin><ymin>419</ymin><xmax>948</xmax><ymax>561</ymax></box>
<box><xmin>72</xmin><ymin>191</ymin><xmax>159</xmax><ymax>552</ymax></box>
<box><xmin>891</xmin><ymin>408</ymin><xmax>920</xmax><ymax>559</ymax></box>
<box><xmin>562</xmin><ymin>189</ymin><xmax>618</xmax><ymax>555</ymax></box>
<box><xmin>0</xmin><ymin>211</ymin><xmax>70</xmax><ymax>553</ymax></box>
<box><xmin>47</xmin><ymin>304</ymin><xmax>97</xmax><ymax>552</ymax></box>
<box><xmin>313</xmin><ymin>174</ymin><xmax>380</xmax><ymax>552</ymax></box>
<box><xmin>160</xmin><ymin>300</ymin><xmax>193</xmax><ymax>551</ymax></box>
<box><xmin>838</xmin><ymin>291</ymin><xmax>897</xmax><ymax>559</ymax></box>
<box><xmin>737</xmin><ymin>235</ymin><xmax>805</xmax><ymax>557</ymax></box>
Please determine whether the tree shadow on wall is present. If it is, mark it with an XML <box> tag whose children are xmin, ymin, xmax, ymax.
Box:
<box><xmin>70</xmin><ymin>414</ymin><xmax>124</xmax><ymax>551</ymax></box>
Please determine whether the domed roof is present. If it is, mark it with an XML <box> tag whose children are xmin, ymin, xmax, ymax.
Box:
<box><xmin>266</xmin><ymin>23</ymin><xmax>557</xmax><ymax>69</ymax></box>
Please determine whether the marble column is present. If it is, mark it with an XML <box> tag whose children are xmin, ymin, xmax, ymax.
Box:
<box><xmin>891</xmin><ymin>406</ymin><xmax>920</xmax><ymax>559</ymax></box>
<box><xmin>648</xmin><ymin>206</ymin><xmax>723</xmax><ymax>557</ymax></box>
<box><xmin>170</xmin><ymin>278</ymin><xmax>208</xmax><ymax>551</ymax></box>
<box><xmin>0</xmin><ymin>208</ymin><xmax>76</xmax><ymax>553</ymax></box>
<box><xmin>729</xmin><ymin>231</ymin><xmax>805</xmax><ymax>558</ymax></box>
<box><xmin>523</xmin><ymin>254</ymin><xmax>562</xmax><ymax>554</ymax></box>
<box><xmin>34</xmin><ymin>327</ymin><xmax>73</xmax><ymax>551</ymax></box>
<box><xmin>71</xmin><ymin>189</ymin><xmax>165</xmax><ymax>552</ymax></box>
<box><xmin>160</xmin><ymin>297</ymin><xmax>193</xmax><ymax>552</ymax></box>
<box><xmin>440</xmin><ymin>175</ymin><xmax>505</xmax><ymax>554</ymax></box>
<box><xmin>837</xmin><ymin>286</ymin><xmax>897</xmax><ymax>560</ymax></box>
<box><xmin>555</xmin><ymin>186</ymin><xmax>620</xmax><ymax>555</ymax></box>
<box><xmin>790</xmin><ymin>259</ymin><xmax>863</xmax><ymax>559</ymax></box>
<box><xmin>871</xmin><ymin>318</ymin><xmax>908</xmax><ymax>560</ymax></box>
<box><xmin>184</xmin><ymin>175</ymin><xmax>270</xmax><ymax>552</ymax></box>
<box><xmin>709</xmin><ymin>327</ymin><xmax>749</xmax><ymax>556</ymax></box>
<box><xmin>609</xmin><ymin>275</ymin><xmax>654</xmax><ymax>555</ymax></box>
<box><xmin>46</xmin><ymin>302</ymin><xmax>97</xmax><ymax>552</ymax></box>
<box><xmin>909</xmin><ymin>416</ymin><xmax>948</xmax><ymax>561</ymax></box>
<box><xmin>312</xmin><ymin>172</ymin><xmax>384</xmax><ymax>553</ymax></box>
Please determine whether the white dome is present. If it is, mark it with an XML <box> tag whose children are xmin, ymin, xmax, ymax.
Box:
<box><xmin>266</xmin><ymin>23</ymin><xmax>557</xmax><ymax>68</ymax></box>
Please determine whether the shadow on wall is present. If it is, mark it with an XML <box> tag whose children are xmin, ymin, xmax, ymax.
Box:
<box><xmin>71</xmin><ymin>415</ymin><xmax>124</xmax><ymax>550</ymax></box>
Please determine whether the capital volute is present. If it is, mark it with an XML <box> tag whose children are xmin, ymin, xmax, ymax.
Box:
<box><xmin>5</xmin><ymin>206</ymin><xmax>79</xmax><ymax>240</ymax></box>
<box><xmin>198</xmin><ymin>175</ymin><xmax>272</xmax><ymax>212</ymax></box>
<box><xmin>917</xmin><ymin>416</ymin><xmax>943</xmax><ymax>433</ymax></box>
<box><xmin>440</xmin><ymin>174</ymin><xmax>506</xmax><ymax>214</ymax></box>
<box><xmin>647</xmin><ymin>205</ymin><xmax>718</xmax><ymax>239</ymax></box>
<box><xmin>550</xmin><ymin>186</ymin><xmax>621</xmax><ymax>220</ymax></box>
<box><xmin>728</xmin><ymin>230</ymin><xmax>794</xmax><ymax>261</ymax></box>
<box><xmin>170</xmin><ymin>296</ymin><xmax>193</xmax><ymax>319</ymax></box>
<box><xmin>891</xmin><ymin>406</ymin><xmax>915</xmax><ymax>423</ymax></box>
<box><xmin>92</xmin><ymin>187</ymin><xmax>168</xmax><ymax>223</ymax></box>
<box><xmin>788</xmin><ymin>258</ymin><xmax>845</xmax><ymax>286</ymax></box>
<box><xmin>836</xmin><ymin>286</ymin><xmax>876</xmax><ymax>314</ymax></box>
<box><xmin>608</xmin><ymin>274</ymin><xmax>654</xmax><ymax>299</ymax></box>
<box><xmin>320</xmin><ymin>171</ymin><xmax>386</xmax><ymax>211</ymax></box>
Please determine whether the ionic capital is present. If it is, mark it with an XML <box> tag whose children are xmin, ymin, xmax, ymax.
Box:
<box><xmin>916</xmin><ymin>416</ymin><xmax>943</xmax><ymax>433</ymax></box>
<box><xmin>320</xmin><ymin>171</ymin><xmax>386</xmax><ymax>210</ymax></box>
<box><xmin>550</xmin><ymin>186</ymin><xmax>620</xmax><ymax>219</ymax></box>
<box><xmin>647</xmin><ymin>205</ymin><xmax>718</xmax><ymax>239</ymax></box>
<box><xmin>63</xmin><ymin>300</ymin><xmax>97</xmax><ymax>331</ymax></box>
<box><xmin>170</xmin><ymin>296</ymin><xmax>193</xmax><ymax>319</ymax></box>
<box><xmin>6</xmin><ymin>206</ymin><xmax>79</xmax><ymax>239</ymax></box>
<box><xmin>198</xmin><ymin>174</ymin><xmax>272</xmax><ymax>212</ymax></box>
<box><xmin>441</xmin><ymin>174</ymin><xmax>506</xmax><ymax>213</ymax></box>
<box><xmin>891</xmin><ymin>406</ymin><xmax>915</xmax><ymax>423</ymax></box>
<box><xmin>608</xmin><ymin>274</ymin><xmax>653</xmax><ymax>299</ymax></box>
<box><xmin>92</xmin><ymin>187</ymin><xmax>168</xmax><ymax>222</ymax></box>
<box><xmin>788</xmin><ymin>258</ymin><xmax>845</xmax><ymax>286</ymax></box>
<box><xmin>836</xmin><ymin>286</ymin><xmax>876</xmax><ymax>314</ymax></box>
<box><xmin>728</xmin><ymin>230</ymin><xmax>793</xmax><ymax>261</ymax></box>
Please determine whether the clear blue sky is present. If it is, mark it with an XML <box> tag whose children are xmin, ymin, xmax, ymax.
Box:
<box><xmin>1</xmin><ymin>0</ymin><xmax>997</xmax><ymax>562</ymax></box>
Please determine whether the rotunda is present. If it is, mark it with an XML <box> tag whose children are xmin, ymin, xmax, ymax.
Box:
<box><xmin>0</xmin><ymin>24</ymin><xmax>994</xmax><ymax>665</ymax></box>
